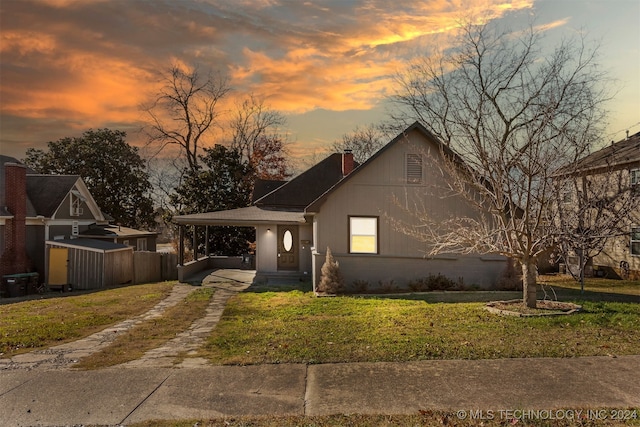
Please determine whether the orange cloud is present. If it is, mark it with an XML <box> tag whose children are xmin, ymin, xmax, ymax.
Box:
<box><xmin>0</xmin><ymin>0</ymin><xmax>539</xmax><ymax>158</ymax></box>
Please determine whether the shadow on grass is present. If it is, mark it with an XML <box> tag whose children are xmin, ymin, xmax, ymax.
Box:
<box><xmin>244</xmin><ymin>281</ymin><xmax>639</xmax><ymax>305</ymax></box>
<box><xmin>247</xmin><ymin>282</ymin><xmax>313</xmax><ymax>293</ymax></box>
<box><xmin>544</xmin><ymin>285</ymin><xmax>640</xmax><ymax>303</ymax></box>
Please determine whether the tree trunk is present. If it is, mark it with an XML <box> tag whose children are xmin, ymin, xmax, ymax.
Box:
<box><xmin>522</xmin><ymin>260</ymin><xmax>537</xmax><ymax>308</ymax></box>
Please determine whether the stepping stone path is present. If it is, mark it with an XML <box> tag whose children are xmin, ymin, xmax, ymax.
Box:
<box><xmin>0</xmin><ymin>276</ymin><xmax>251</xmax><ymax>371</ymax></box>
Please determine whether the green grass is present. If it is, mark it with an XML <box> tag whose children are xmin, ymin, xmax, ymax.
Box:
<box><xmin>74</xmin><ymin>287</ymin><xmax>214</xmax><ymax>369</ymax></box>
<box><xmin>130</xmin><ymin>410</ymin><xmax>640</xmax><ymax>427</ymax></box>
<box><xmin>539</xmin><ymin>274</ymin><xmax>640</xmax><ymax>297</ymax></box>
<box><xmin>199</xmin><ymin>285</ymin><xmax>640</xmax><ymax>365</ymax></box>
<box><xmin>0</xmin><ymin>281</ymin><xmax>174</xmax><ymax>357</ymax></box>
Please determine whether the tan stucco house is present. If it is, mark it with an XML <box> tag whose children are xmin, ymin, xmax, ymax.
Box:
<box><xmin>565</xmin><ymin>131</ymin><xmax>640</xmax><ymax>279</ymax></box>
<box><xmin>175</xmin><ymin>122</ymin><xmax>507</xmax><ymax>291</ymax></box>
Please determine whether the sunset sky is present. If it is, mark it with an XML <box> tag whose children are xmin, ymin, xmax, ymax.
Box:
<box><xmin>1</xmin><ymin>0</ymin><xmax>639</xmax><ymax>167</ymax></box>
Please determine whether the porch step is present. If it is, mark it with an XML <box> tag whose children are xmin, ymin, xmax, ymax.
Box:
<box><xmin>255</xmin><ymin>271</ymin><xmax>311</xmax><ymax>285</ymax></box>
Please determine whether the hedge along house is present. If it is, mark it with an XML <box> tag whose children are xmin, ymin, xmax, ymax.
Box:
<box><xmin>174</xmin><ymin>122</ymin><xmax>507</xmax><ymax>289</ymax></box>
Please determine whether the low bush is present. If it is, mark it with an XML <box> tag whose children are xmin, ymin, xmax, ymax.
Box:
<box><xmin>408</xmin><ymin>273</ymin><xmax>460</xmax><ymax>291</ymax></box>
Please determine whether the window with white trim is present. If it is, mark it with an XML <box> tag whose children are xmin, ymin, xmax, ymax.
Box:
<box><xmin>632</xmin><ymin>227</ymin><xmax>640</xmax><ymax>256</ymax></box>
<box><xmin>137</xmin><ymin>238</ymin><xmax>148</xmax><ymax>251</ymax></box>
<box><xmin>70</xmin><ymin>191</ymin><xmax>83</xmax><ymax>216</ymax></box>
<box><xmin>631</xmin><ymin>169</ymin><xmax>640</xmax><ymax>187</ymax></box>
<box><xmin>349</xmin><ymin>216</ymin><xmax>378</xmax><ymax>254</ymax></box>
<box><xmin>406</xmin><ymin>153</ymin><xmax>423</xmax><ymax>184</ymax></box>
<box><xmin>72</xmin><ymin>221</ymin><xmax>79</xmax><ymax>237</ymax></box>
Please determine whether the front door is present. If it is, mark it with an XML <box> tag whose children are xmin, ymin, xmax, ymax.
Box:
<box><xmin>277</xmin><ymin>225</ymin><xmax>298</xmax><ymax>270</ymax></box>
<box><xmin>48</xmin><ymin>247</ymin><xmax>68</xmax><ymax>285</ymax></box>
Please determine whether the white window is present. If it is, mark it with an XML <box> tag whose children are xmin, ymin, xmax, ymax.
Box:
<box><xmin>72</xmin><ymin>221</ymin><xmax>79</xmax><ymax>237</ymax></box>
<box><xmin>349</xmin><ymin>216</ymin><xmax>378</xmax><ymax>254</ymax></box>
<box><xmin>631</xmin><ymin>169</ymin><xmax>640</xmax><ymax>186</ymax></box>
<box><xmin>632</xmin><ymin>227</ymin><xmax>640</xmax><ymax>256</ymax></box>
<box><xmin>137</xmin><ymin>238</ymin><xmax>147</xmax><ymax>251</ymax></box>
<box><xmin>70</xmin><ymin>191</ymin><xmax>84</xmax><ymax>216</ymax></box>
<box><xmin>406</xmin><ymin>154</ymin><xmax>423</xmax><ymax>184</ymax></box>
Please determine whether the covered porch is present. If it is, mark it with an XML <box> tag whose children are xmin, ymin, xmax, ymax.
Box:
<box><xmin>173</xmin><ymin>206</ymin><xmax>314</xmax><ymax>283</ymax></box>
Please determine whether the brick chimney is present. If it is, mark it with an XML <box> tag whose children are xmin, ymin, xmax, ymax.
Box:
<box><xmin>0</xmin><ymin>163</ymin><xmax>32</xmax><ymax>277</ymax></box>
<box><xmin>342</xmin><ymin>149</ymin><xmax>355</xmax><ymax>176</ymax></box>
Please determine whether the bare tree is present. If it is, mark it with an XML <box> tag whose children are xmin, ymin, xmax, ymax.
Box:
<box><xmin>230</xmin><ymin>94</ymin><xmax>287</xmax><ymax>161</ymax></box>
<box><xmin>330</xmin><ymin>123</ymin><xmax>389</xmax><ymax>163</ymax></box>
<box><xmin>143</xmin><ymin>65</ymin><xmax>230</xmax><ymax>172</ymax></box>
<box><xmin>392</xmin><ymin>19</ymin><xmax>610</xmax><ymax>307</ymax></box>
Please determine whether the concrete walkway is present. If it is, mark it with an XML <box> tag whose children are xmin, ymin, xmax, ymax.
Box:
<box><xmin>1</xmin><ymin>270</ymin><xmax>639</xmax><ymax>425</ymax></box>
<box><xmin>1</xmin><ymin>356</ymin><xmax>639</xmax><ymax>425</ymax></box>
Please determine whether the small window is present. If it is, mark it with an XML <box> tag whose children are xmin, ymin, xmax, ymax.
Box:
<box><xmin>631</xmin><ymin>169</ymin><xmax>640</xmax><ymax>186</ymax></box>
<box><xmin>283</xmin><ymin>230</ymin><xmax>293</xmax><ymax>252</ymax></box>
<box><xmin>72</xmin><ymin>221</ymin><xmax>79</xmax><ymax>236</ymax></box>
<box><xmin>137</xmin><ymin>238</ymin><xmax>147</xmax><ymax>251</ymax></box>
<box><xmin>632</xmin><ymin>227</ymin><xmax>640</xmax><ymax>256</ymax></box>
<box><xmin>406</xmin><ymin>154</ymin><xmax>423</xmax><ymax>184</ymax></box>
<box><xmin>349</xmin><ymin>216</ymin><xmax>378</xmax><ymax>254</ymax></box>
<box><xmin>70</xmin><ymin>192</ymin><xmax>83</xmax><ymax>216</ymax></box>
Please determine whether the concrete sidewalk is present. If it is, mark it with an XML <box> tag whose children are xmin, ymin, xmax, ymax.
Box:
<box><xmin>1</xmin><ymin>355</ymin><xmax>639</xmax><ymax>426</ymax></box>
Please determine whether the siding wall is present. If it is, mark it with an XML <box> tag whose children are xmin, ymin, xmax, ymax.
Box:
<box><xmin>25</xmin><ymin>225</ymin><xmax>45</xmax><ymax>277</ymax></box>
<box><xmin>313</xmin><ymin>128</ymin><xmax>506</xmax><ymax>289</ymax></box>
<box><xmin>255</xmin><ymin>224</ymin><xmax>312</xmax><ymax>274</ymax></box>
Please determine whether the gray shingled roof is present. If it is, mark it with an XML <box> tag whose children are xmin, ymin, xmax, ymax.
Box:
<box><xmin>251</xmin><ymin>179</ymin><xmax>287</xmax><ymax>204</ymax></box>
<box><xmin>174</xmin><ymin>206</ymin><xmax>306</xmax><ymax>226</ymax></box>
<box><xmin>572</xmin><ymin>131</ymin><xmax>640</xmax><ymax>172</ymax></box>
<box><xmin>26</xmin><ymin>175</ymin><xmax>80</xmax><ymax>217</ymax></box>
<box><xmin>1</xmin><ymin>156</ymin><xmax>81</xmax><ymax>218</ymax></box>
<box><xmin>47</xmin><ymin>238</ymin><xmax>130</xmax><ymax>252</ymax></box>
<box><xmin>255</xmin><ymin>153</ymin><xmax>352</xmax><ymax>209</ymax></box>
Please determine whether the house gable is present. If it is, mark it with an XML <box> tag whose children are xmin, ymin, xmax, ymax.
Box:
<box><xmin>311</xmin><ymin>125</ymin><xmax>459</xmax><ymax>256</ymax></box>
<box><xmin>26</xmin><ymin>175</ymin><xmax>105</xmax><ymax>221</ymax></box>
<box><xmin>306</xmin><ymin>122</ymin><xmax>462</xmax><ymax>213</ymax></box>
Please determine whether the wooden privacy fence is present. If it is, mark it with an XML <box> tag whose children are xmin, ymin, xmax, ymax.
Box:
<box><xmin>133</xmin><ymin>251</ymin><xmax>178</xmax><ymax>284</ymax></box>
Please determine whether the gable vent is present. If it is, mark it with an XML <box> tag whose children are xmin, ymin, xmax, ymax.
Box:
<box><xmin>406</xmin><ymin>154</ymin><xmax>423</xmax><ymax>184</ymax></box>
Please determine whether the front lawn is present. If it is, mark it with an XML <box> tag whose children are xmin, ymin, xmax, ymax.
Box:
<box><xmin>199</xmin><ymin>282</ymin><xmax>640</xmax><ymax>365</ymax></box>
<box><xmin>0</xmin><ymin>281</ymin><xmax>174</xmax><ymax>357</ymax></box>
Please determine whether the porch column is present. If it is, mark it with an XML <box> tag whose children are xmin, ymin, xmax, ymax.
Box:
<box><xmin>179</xmin><ymin>225</ymin><xmax>184</xmax><ymax>266</ymax></box>
<box><xmin>192</xmin><ymin>225</ymin><xmax>198</xmax><ymax>260</ymax></box>
<box><xmin>205</xmin><ymin>226</ymin><xmax>210</xmax><ymax>257</ymax></box>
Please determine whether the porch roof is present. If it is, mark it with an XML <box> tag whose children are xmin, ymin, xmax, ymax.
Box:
<box><xmin>173</xmin><ymin>206</ymin><xmax>307</xmax><ymax>226</ymax></box>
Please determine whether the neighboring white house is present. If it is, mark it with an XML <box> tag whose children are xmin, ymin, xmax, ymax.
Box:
<box><xmin>174</xmin><ymin>122</ymin><xmax>507</xmax><ymax>291</ymax></box>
